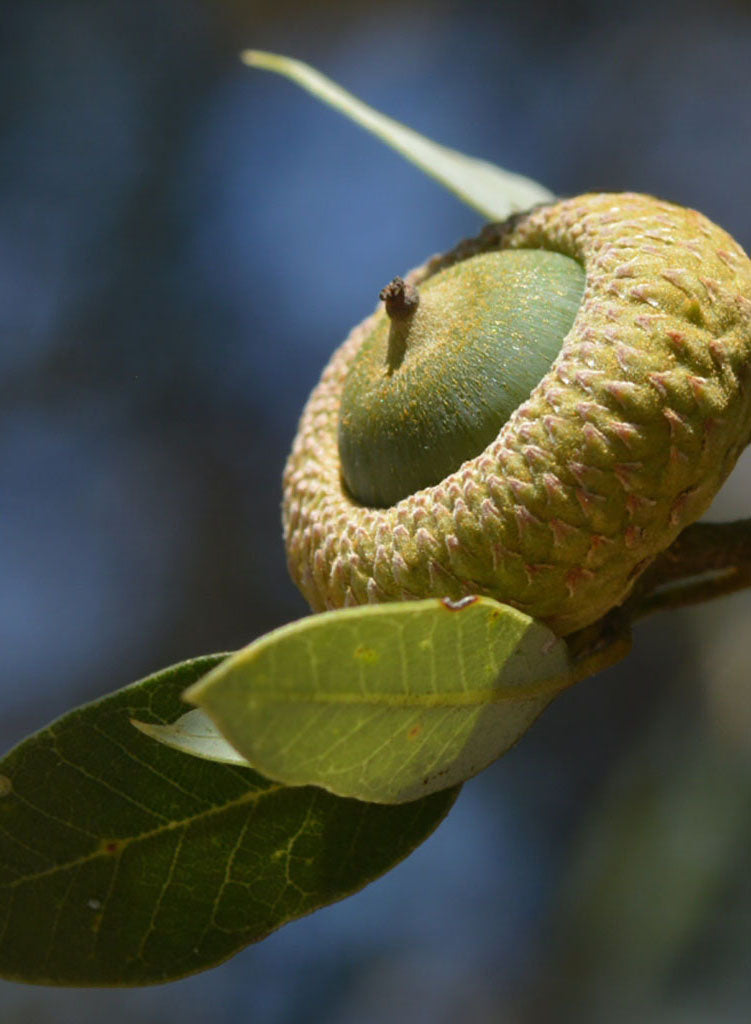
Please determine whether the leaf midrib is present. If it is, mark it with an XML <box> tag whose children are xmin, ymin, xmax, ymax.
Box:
<box><xmin>1</xmin><ymin>780</ymin><xmax>285</xmax><ymax>892</ymax></box>
<box><xmin>203</xmin><ymin>678</ymin><xmax>569</xmax><ymax>708</ymax></box>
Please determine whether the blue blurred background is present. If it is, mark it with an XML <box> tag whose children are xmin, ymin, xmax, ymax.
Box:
<box><xmin>3</xmin><ymin>0</ymin><xmax>751</xmax><ymax>1021</ymax></box>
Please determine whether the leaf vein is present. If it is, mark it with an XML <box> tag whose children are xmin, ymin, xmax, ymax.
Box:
<box><xmin>89</xmin><ymin>722</ymin><xmax>217</xmax><ymax>810</ymax></box>
<box><xmin>49</xmin><ymin>747</ymin><xmax>172</xmax><ymax>825</ymax></box>
<box><xmin>1</xmin><ymin>783</ymin><xmax>285</xmax><ymax>893</ymax></box>
<box><xmin>136</xmin><ymin>829</ymin><xmax>187</xmax><ymax>961</ymax></box>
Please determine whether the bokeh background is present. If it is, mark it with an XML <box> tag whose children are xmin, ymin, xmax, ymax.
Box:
<box><xmin>3</xmin><ymin>0</ymin><xmax>751</xmax><ymax>1021</ymax></box>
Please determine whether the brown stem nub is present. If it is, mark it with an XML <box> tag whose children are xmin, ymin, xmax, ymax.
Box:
<box><xmin>380</xmin><ymin>277</ymin><xmax>420</xmax><ymax>320</ymax></box>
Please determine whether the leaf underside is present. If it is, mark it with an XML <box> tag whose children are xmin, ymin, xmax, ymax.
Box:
<box><xmin>0</xmin><ymin>655</ymin><xmax>458</xmax><ymax>987</ymax></box>
<box><xmin>132</xmin><ymin>709</ymin><xmax>250</xmax><ymax>767</ymax></box>
<box><xmin>243</xmin><ymin>50</ymin><xmax>555</xmax><ymax>221</ymax></box>
<box><xmin>186</xmin><ymin>598</ymin><xmax>572</xmax><ymax>804</ymax></box>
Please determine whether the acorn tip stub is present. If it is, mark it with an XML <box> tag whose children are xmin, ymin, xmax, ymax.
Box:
<box><xmin>380</xmin><ymin>277</ymin><xmax>420</xmax><ymax>320</ymax></box>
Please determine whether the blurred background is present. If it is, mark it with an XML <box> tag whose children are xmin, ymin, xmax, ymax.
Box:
<box><xmin>3</xmin><ymin>0</ymin><xmax>751</xmax><ymax>1020</ymax></box>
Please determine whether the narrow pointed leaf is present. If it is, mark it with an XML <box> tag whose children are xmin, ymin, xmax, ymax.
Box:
<box><xmin>186</xmin><ymin>598</ymin><xmax>572</xmax><ymax>805</ymax></box>
<box><xmin>0</xmin><ymin>655</ymin><xmax>458</xmax><ymax>986</ymax></box>
<box><xmin>243</xmin><ymin>50</ymin><xmax>554</xmax><ymax>220</ymax></box>
<box><xmin>132</xmin><ymin>709</ymin><xmax>250</xmax><ymax>767</ymax></box>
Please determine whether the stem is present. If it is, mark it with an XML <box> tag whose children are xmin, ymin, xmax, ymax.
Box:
<box><xmin>626</xmin><ymin>519</ymin><xmax>751</xmax><ymax>620</ymax></box>
<box><xmin>565</xmin><ymin>519</ymin><xmax>751</xmax><ymax>674</ymax></box>
<box><xmin>566</xmin><ymin>611</ymin><xmax>633</xmax><ymax>684</ymax></box>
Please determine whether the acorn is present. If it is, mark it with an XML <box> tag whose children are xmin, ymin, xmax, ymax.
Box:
<box><xmin>282</xmin><ymin>193</ymin><xmax>751</xmax><ymax>635</ymax></box>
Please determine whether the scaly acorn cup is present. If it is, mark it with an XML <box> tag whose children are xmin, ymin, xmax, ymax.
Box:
<box><xmin>283</xmin><ymin>192</ymin><xmax>751</xmax><ymax>636</ymax></box>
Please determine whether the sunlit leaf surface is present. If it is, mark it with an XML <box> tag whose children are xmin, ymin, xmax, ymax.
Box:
<box><xmin>0</xmin><ymin>655</ymin><xmax>458</xmax><ymax>986</ymax></box>
<box><xmin>244</xmin><ymin>50</ymin><xmax>554</xmax><ymax>220</ymax></box>
<box><xmin>186</xmin><ymin>598</ymin><xmax>572</xmax><ymax>804</ymax></box>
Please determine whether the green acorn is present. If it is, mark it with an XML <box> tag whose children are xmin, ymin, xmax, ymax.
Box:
<box><xmin>338</xmin><ymin>250</ymin><xmax>585</xmax><ymax>508</ymax></box>
<box><xmin>283</xmin><ymin>193</ymin><xmax>751</xmax><ymax>635</ymax></box>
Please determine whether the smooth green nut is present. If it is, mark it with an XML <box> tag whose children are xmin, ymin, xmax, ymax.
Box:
<box><xmin>283</xmin><ymin>193</ymin><xmax>751</xmax><ymax>635</ymax></box>
<box><xmin>338</xmin><ymin>250</ymin><xmax>585</xmax><ymax>508</ymax></box>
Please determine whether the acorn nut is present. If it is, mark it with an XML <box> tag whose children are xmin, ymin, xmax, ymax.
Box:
<box><xmin>283</xmin><ymin>193</ymin><xmax>751</xmax><ymax>635</ymax></box>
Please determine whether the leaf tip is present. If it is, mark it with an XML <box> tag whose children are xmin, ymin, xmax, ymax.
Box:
<box><xmin>240</xmin><ymin>48</ymin><xmax>264</xmax><ymax>67</ymax></box>
<box><xmin>129</xmin><ymin>717</ymin><xmax>155</xmax><ymax>739</ymax></box>
<box><xmin>181</xmin><ymin>678</ymin><xmax>205</xmax><ymax>707</ymax></box>
<box><xmin>181</xmin><ymin>653</ymin><xmax>237</xmax><ymax>708</ymax></box>
<box><xmin>240</xmin><ymin>49</ymin><xmax>288</xmax><ymax>74</ymax></box>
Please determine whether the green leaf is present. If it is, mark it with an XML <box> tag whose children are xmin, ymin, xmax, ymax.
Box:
<box><xmin>0</xmin><ymin>655</ymin><xmax>458</xmax><ymax>986</ymax></box>
<box><xmin>243</xmin><ymin>50</ymin><xmax>554</xmax><ymax>221</ymax></box>
<box><xmin>185</xmin><ymin>597</ymin><xmax>572</xmax><ymax>804</ymax></box>
<box><xmin>132</xmin><ymin>709</ymin><xmax>250</xmax><ymax>767</ymax></box>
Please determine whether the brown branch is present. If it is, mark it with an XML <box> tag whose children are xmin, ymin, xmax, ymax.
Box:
<box><xmin>564</xmin><ymin>519</ymin><xmax>751</xmax><ymax>673</ymax></box>
<box><xmin>625</xmin><ymin>518</ymin><xmax>751</xmax><ymax>620</ymax></box>
<box><xmin>565</xmin><ymin>607</ymin><xmax>633</xmax><ymax>682</ymax></box>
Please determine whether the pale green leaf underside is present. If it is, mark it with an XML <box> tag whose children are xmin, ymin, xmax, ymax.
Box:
<box><xmin>0</xmin><ymin>655</ymin><xmax>457</xmax><ymax>986</ymax></box>
<box><xmin>243</xmin><ymin>50</ymin><xmax>554</xmax><ymax>221</ymax></box>
<box><xmin>132</xmin><ymin>709</ymin><xmax>250</xmax><ymax>767</ymax></box>
<box><xmin>186</xmin><ymin>597</ymin><xmax>572</xmax><ymax>804</ymax></box>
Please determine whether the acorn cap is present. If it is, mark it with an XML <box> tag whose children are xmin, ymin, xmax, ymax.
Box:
<box><xmin>283</xmin><ymin>193</ymin><xmax>751</xmax><ymax>635</ymax></box>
